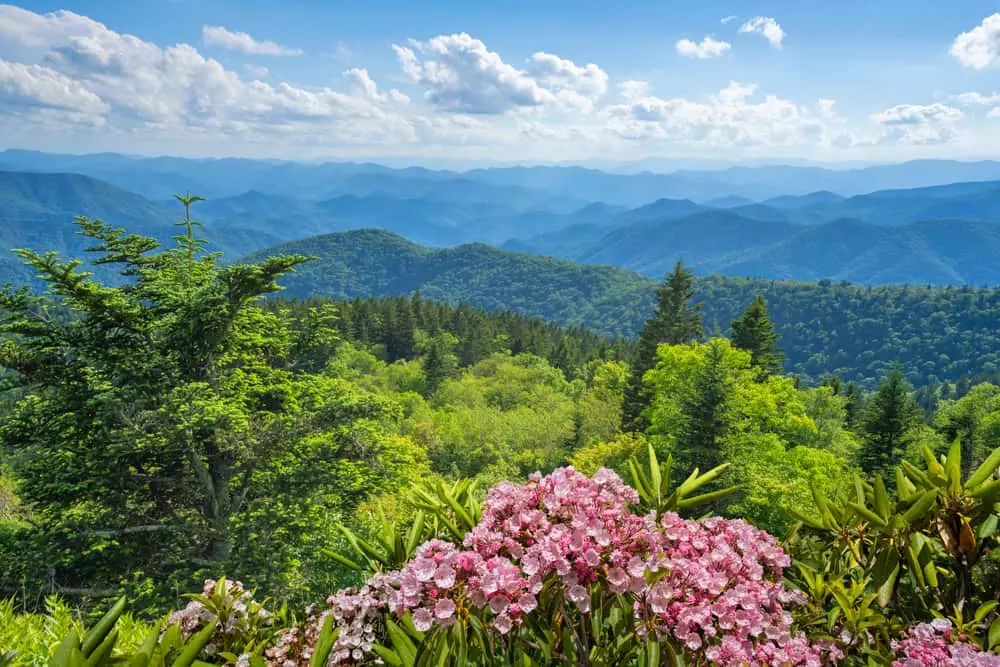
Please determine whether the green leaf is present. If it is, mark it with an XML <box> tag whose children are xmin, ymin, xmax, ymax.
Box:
<box><xmin>902</xmin><ymin>489</ymin><xmax>938</xmax><ymax>525</ymax></box>
<box><xmin>81</xmin><ymin>597</ymin><xmax>126</xmax><ymax>658</ymax></box>
<box><xmin>405</xmin><ymin>511</ymin><xmax>426</xmax><ymax>557</ymax></box>
<box><xmin>648</xmin><ymin>443</ymin><xmax>662</xmax><ymax>500</ymax></box>
<box><xmin>385</xmin><ymin>619</ymin><xmax>417</xmax><ymax>667</ymax></box>
<box><xmin>372</xmin><ymin>646</ymin><xmax>404</xmax><ymax>667</ymax></box>
<box><xmin>968</xmin><ymin>446</ymin><xmax>1000</xmax><ymax>489</ymax></box>
<box><xmin>676</xmin><ymin>486</ymin><xmax>737</xmax><ymax>509</ymax></box>
<box><xmin>990</xmin><ymin>617</ymin><xmax>1000</xmax><ymax>649</ymax></box>
<box><xmin>847</xmin><ymin>501</ymin><xmax>889</xmax><ymax>527</ymax></box>
<box><xmin>309</xmin><ymin>613</ymin><xmax>339</xmax><ymax>667</ymax></box>
<box><xmin>322</xmin><ymin>548</ymin><xmax>365</xmax><ymax>571</ymax></box>
<box><xmin>169</xmin><ymin>622</ymin><xmax>215</xmax><ymax>667</ymax></box>
<box><xmin>873</xmin><ymin>476</ymin><xmax>890</xmax><ymax>519</ymax></box>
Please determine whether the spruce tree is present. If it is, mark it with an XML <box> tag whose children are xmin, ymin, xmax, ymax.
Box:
<box><xmin>622</xmin><ymin>260</ymin><xmax>703</xmax><ymax>430</ymax></box>
<box><xmin>843</xmin><ymin>381</ymin><xmax>864</xmax><ymax>430</ymax></box>
<box><xmin>859</xmin><ymin>365</ymin><xmax>921</xmax><ymax>480</ymax></box>
<box><xmin>677</xmin><ymin>339</ymin><xmax>730</xmax><ymax>474</ymax></box>
<box><xmin>730</xmin><ymin>294</ymin><xmax>783</xmax><ymax>376</ymax></box>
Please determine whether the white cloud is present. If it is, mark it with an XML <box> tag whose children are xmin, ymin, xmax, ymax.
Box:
<box><xmin>872</xmin><ymin>103</ymin><xmax>963</xmax><ymax>144</ymax></box>
<box><xmin>344</xmin><ymin>67</ymin><xmax>409</xmax><ymax>105</ymax></box>
<box><xmin>675</xmin><ymin>36</ymin><xmax>731</xmax><ymax>59</ymax></box>
<box><xmin>618</xmin><ymin>80</ymin><xmax>650</xmax><ymax>102</ymax></box>
<box><xmin>950</xmin><ymin>14</ymin><xmax>1000</xmax><ymax>70</ymax></box>
<box><xmin>0</xmin><ymin>59</ymin><xmax>108</xmax><ymax>116</ymax></box>
<box><xmin>988</xmin><ymin>107</ymin><xmax>1000</xmax><ymax>119</ymax></box>
<box><xmin>721</xmin><ymin>15</ymin><xmax>738</xmax><ymax>24</ymax></box>
<box><xmin>953</xmin><ymin>91</ymin><xmax>1000</xmax><ymax>105</ymax></box>
<box><xmin>201</xmin><ymin>25</ymin><xmax>303</xmax><ymax>56</ymax></box>
<box><xmin>603</xmin><ymin>81</ymin><xmax>837</xmax><ymax>148</ymax></box>
<box><xmin>393</xmin><ymin>33</ymin><xmax>605</xmax><ymax>114</ymax></box>
<box><xmin>243</xmin><ymin>64</ymin><xmax>269</xmax><ymax>78</ymax></box>
<box><xmin>529</xmin><ymin>51</ymin><xmax>608</xmax><ymax>100</ymax></box>
<box><xmin>0</xmin><ymin>6</ymin><xmax>414</xmax><ymax>147</ymax></box>
<box><xmin>739</xmin><ymin>17</ymin><xmax>785</xmax><ymax>48</ymax></box>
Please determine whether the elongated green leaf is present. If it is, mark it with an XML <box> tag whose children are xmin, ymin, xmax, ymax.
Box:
<box><xmin>902</xmin><ymin>489</ymin><xmax>938</xmax><ymax>525</ymax></box>
<box><xmin>322</xmin><ymin>548</ymin><xmax>365</xmax><ymax>571</ymax></box>
<box><xmin>969</xmin><ymin>447</ymin><xmax>1000</xmax><ymax>489</ymax></box>
<box><xmin>788</xmin><ymin>507</ymin><xmax>825</xmax><ymax>530</ymax></box>
<box><xmin>873</xmin><ymin>476</ymin><xmax>890</xmax><ymax>519</ymax></box>
<box><xmin>676</xmin><ymin>463</ymin><xmax>730</xmax><ymax>497</ymax></box>
<box><xmin>170</xmin><ymin>622</ymin><xmax>215</xmax><ymax>667</ymax></box>
<box><xmin>677</xmin><ymin>486</ymin><xmax>737</xmax><ymax>509</ymax></box>
<box><xmin>405</xmin><ymin>511</ymin><xmax>426</xmax><ymax>557</ymax></box>
<box><xmin>309</xmin><ymin>613</ymin><xmax>339</xmax><ymax>667</ymax></box>
<box><xmin>847</xmin><ymin>501</ymin><xmax>889</xmax><ymax>527</ymax></box>
<box><xmin>647</xmin><ymin>443</ymin><xmax>662</xmax><ymax>499</ymax></box>
<box><xmin>385</xmin><ymin>619</ymin><xmax>417</xmax><ymax>667</ymax></box>
<box><xmin>372</xmin><ymin>646</ymin><xmax>404</xmax><ymax>667</ymax></box>
<box><xmin>81</xmin><ymin>597</ymin><xmax>126</xmax><ymax>658</ymax></box>
<box><xmin>84</xmin><ymin>631</ymin><xmax>118</xmax><ymax>667</ymax></box>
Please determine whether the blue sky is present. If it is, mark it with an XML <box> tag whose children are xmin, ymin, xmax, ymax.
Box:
<box><xmin>2</xmin><ymin>0</ymin><xmax>1000</xmax><ymax>165</ymax></box>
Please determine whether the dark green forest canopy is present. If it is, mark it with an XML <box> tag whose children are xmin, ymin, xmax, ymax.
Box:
<box><xmin>243</xmin><ymin>231</ymin><xmax>1000</xmax><ymax>389</ymax></box>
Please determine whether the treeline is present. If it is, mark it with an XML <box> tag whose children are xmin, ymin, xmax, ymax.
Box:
<box><xmin>248</xmin><ymin>230</ymin><xmax>1000</xmax><ymax>389</ymax></box>
<box><xmin>268</xmin><ymin>294</ymin><xmax>632</xmax><ymax>375</ymax></box>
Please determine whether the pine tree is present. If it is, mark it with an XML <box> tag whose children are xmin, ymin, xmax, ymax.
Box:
<box><xmin>859</xmin><ymin>365</ymin><xmax>921</xmax><ymax>480</ymax></box>
<box><xmin>622</xmin><ymin>261</ymin><xmax>703</xmax><ymax>430</ymax></box>
<box><xmin>843</xmin><ymin>381</ymin><xmax>864</xmax><ymax>430</ymax></box>
<box><xmin>730</xmin><ymin>294</ymin><xmax>783</xmax><ymax>376</ymax></box>
<box><xmin>677</xmin><ymin>339</ymin><xmax>730</xmax><ymax>474</ymax></box>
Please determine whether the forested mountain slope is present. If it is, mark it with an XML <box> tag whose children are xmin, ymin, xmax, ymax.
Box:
<box><xmin>248</xmin><ymin>230</ymin><xmax>1000</xmax><ymax>387</ymax></box>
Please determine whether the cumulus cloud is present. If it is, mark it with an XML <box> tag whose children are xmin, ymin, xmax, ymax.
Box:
<box><xmin>344</xmin><ymin>67</ymin><xmax>409</xmax><ymax>105</ymax></box>
<box><xmin>603</xmin><ymin>81</ymin><xmax>838</xmax><ymax>148</ymax></box>
<box><xmin>739</xmin><ymin>17</ymin><xmax>785</xmax><ymax>48</ymax></box>
<box><xmin>721</xmin><ymin>15</ymin><xmax>738</xmax><ymax>24</ymax></box>
<box><xmin>0</xmin><ymin>59</ymin><xmax>108</xmax><ymax>116</ymax></box>
<box><xmin>201</xmin><ymin>25</ymin><xmax>303</xmax><ymax>56</ymax></box>
<box><xmin>675</xmin><ymin>36</ymin><xmax>731</xmax><ymax>59</ymax></box>
<box><xmin>872</xmin><ymin>103</ymin><xmax>963</xmax><ymax>144</ymax></box>
<box><xmin>0</xmin><ymin>5</ymin><xmax>414</xmax><ymax>146</ymax></box>
<box><xmin>950</xmin><ymin>14</ymin><xmax>1000</xmax><ymax>69</ymax></box>
<box><xmin>529</xmin><ymin>51</ymin><xmax>608</xmax><ymax>100</ymax></box>
<box><xmin>393</xmin><ymin>33</ymin><xmax>606</xmax><ymax>114</ymax></box>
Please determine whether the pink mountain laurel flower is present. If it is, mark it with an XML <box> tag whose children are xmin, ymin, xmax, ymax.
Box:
<box><xmin>313</xmin><ymin>466</ymin><xmax>846</xmax><ymax>666</ymax></box>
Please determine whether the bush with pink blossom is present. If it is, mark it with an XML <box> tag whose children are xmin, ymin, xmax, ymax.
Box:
<box><xmin>291</xmin><ymin>465</ymin><xmax>844</xmax><ymax>666</ymax></box>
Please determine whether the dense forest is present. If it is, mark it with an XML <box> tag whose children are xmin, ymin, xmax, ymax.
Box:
<box><xmin>4</xmin><ymin>204</ymin><xmax>1000</xmax><ymax>665</ymax></box>
<box><xmin>248</xmin><ymin>229</ymin><xmax>1000</xmax><ymax>389</ymax></box>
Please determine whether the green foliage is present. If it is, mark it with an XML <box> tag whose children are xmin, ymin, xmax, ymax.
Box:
<box><xmin>788</xmin><ymin>440</ymin><xmax>1000</xmax><ymax>654</ymax></box>
<box><xmin>623</xmin><ymin>260</ymin><xmax>703</xmax><ymax>430</ymax></box>
<box><xmin>859</xmin><ymin>365</ymin><xmax>923</xmax><ymax>482</ymax></box>
<box><xmin>730</xmin><ymin>293</ymin><xmax>783</xmax><ymax>376</ymax></box>
<box><xmin>0</xmin><ymin>202</ymin><xmax>411</xmax><ymax>612</ymax></box>
<box><xmin>644</xmin><ymin>338</ymin><xmax>857</xmax><ymax>533</ymax></box>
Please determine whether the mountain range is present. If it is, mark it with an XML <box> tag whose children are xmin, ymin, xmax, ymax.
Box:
<box><xmin>5</xmin><ymin>150</ymin><xmax>1000</xmax><ymax>288</ymax></box>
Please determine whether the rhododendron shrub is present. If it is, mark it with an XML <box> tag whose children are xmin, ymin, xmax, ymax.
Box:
<box><xmin>281</xmin><ymin>466</ymin><xmax>843</xmax><ymax>666</ymax></box>
<box><xmin>891</xmin><ymin>620</ymin><xmax>1000</xmax><ymax>666</ymax></box>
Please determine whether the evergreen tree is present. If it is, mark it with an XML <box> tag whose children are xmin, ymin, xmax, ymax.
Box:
<box><xmin>730</xmin><ymin>294</ymin><xmax>783</xmax><ymax>376</ymax></box>
<box><xmin>859</xmin><ymin>365</ymin><xmax>921</xmax><ymax>480</ymax></box>
<box><xmin>843</xmin><ymin>381</ymin><xmax>864</xmax><ymax>430</ymax></box>
<box><xmin>622</xmin><ymin>261</ymin><xmax>703</xmax><ymax>430</ymax></box>
<box><xmin>386</xmin><ymin>298</ymin><xmax>416</xmax><ymax>362</ymax></box>
<box><xmin>676</xmin><ymin>339</ymin><xmax>731</xmax><ymax>474</ymax></box>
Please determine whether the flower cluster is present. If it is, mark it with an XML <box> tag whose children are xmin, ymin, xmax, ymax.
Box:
<box><xmin>167</xmin><ymin>578</ymin><xmax>276</xmax><ymax>658</ymax></box>
<box><xmin>313</xmin><ymin>467</ymin><xmax>842</xmax><ymax>666</ymax></box>
<box><xmin>643</xmin><ymin>513</ymin><xmax>840</xmax><ymax>665</ymax></box>
<box><xmin>891</xmin><ymin>620</ymin><xmax>1000</xmax><ymax>666</ymax></box>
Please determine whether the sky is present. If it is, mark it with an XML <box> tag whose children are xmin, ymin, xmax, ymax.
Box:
<box><xmin>1</xmin><ymin>1</ymin><xmax>1000</xmax><ymax>166</ymax></box>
